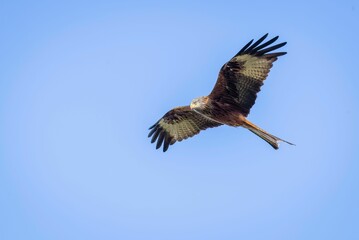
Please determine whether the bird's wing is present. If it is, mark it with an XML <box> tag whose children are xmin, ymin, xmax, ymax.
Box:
<box><xmin>148</xmin><ymin>106</ymin><xmax>222</xmax><ymax>152</ymax></box>
<box><xmin>209</xmin><ymin>33</ymin><xmax>286</xmax><ymax>116</ymax></box>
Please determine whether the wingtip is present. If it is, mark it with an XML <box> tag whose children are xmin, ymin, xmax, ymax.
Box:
<box><xmin>149</xmin><ymin>119</ymin><xmax>161</xmax><ymax>129</ymax></box>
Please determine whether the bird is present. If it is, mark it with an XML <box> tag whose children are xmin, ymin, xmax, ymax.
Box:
<box><xmin>148</xmin><ymin>33</ymin><xmax>294</xmax><ymax>152</ymax></box>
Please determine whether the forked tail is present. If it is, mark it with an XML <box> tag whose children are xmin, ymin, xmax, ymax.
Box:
<box><xmin>242</xmin><ymin>119</ymin><xmax>294</xmax><ymax>149</ymax></box>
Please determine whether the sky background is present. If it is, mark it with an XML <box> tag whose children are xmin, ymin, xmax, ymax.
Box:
<box><xmin>1</xmin><ymin>1</ymin><xmax>358</xmax><ymax>239</ymax></box>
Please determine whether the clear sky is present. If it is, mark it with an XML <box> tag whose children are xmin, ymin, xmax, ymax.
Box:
<box><xmin>1</xmin><ymin>1</ymin><xmax>358</xmax><ymax>239</ymax></box>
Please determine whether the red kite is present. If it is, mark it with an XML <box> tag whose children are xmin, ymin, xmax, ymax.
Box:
<box><xmin>148</xmin><ymin>34</ymin><xmax>293</xmax><ymax>152</ymax></box>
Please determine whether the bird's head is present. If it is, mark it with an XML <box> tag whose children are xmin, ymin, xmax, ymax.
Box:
<box><xmin>190</xmin><ymin>96</ymin><xmax>208</xmax><ymax>110</ymax></box>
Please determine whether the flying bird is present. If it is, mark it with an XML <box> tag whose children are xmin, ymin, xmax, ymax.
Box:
<box><xmin>148</xmin><ymin>33</ymin><xmax>294</xmax><ymax>152</ymax></box>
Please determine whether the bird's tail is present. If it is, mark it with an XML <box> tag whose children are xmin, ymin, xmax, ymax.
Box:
<box><xmin>242</xmin><ymin>119</ymin><xmax>294</xmax><ymax>149</ymax></box>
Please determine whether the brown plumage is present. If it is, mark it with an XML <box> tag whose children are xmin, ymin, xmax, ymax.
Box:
<box><xmin>148</xmin><ymin>33</ymin><xmax>294</xmax><ymax>152</ymax></box>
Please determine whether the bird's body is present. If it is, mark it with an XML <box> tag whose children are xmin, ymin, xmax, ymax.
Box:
<box><xmin>148</xmin><ymin>34</ymin><xmax>294</xmax><ymax>152</ymax></box>
<box><xmin>190</xmin><ymin>96</ymin><xmax>245</xmax><ymax>127</ymax></box>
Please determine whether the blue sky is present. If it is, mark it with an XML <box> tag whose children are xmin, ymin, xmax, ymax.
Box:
<box><xmin>1</xmin><ymin>1</ymin><xmax>358</xmax><ymax>239</ymax></box>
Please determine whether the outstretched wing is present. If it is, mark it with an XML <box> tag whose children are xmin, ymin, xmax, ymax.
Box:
<box><xmin>148</xmin><ymin>106</ymin><xmax>222</xmax><ymax>152</ymax></box>
<box><xmin>209</xmin><ymin>33</ymin><xmax>286</xmax><ymax>116</ymax></box>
